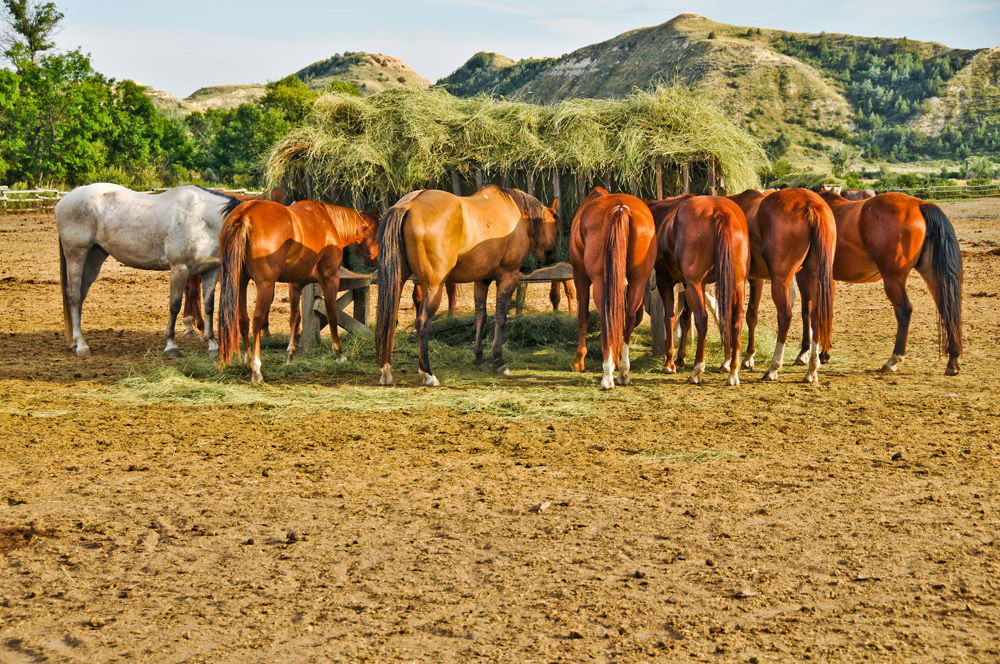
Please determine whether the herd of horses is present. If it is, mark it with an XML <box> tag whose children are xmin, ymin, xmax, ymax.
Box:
<box><xmin>54</xmin><ymin>180</ymin><xmax>963</xmax><ymax>389</ymax></box>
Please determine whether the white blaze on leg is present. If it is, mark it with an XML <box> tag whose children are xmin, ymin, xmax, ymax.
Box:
<box><xmin>764</xmin><ymin>342</ymin><xmax>784</xmax><ymax>381</ymax></box>
<box><xmin>741</xmin><ymin>352</ymin><xmax>755</xmax><ymax>370</ymax></box>
<box><xmin>688</xmin><ymin>361</ymin><xmax>706</xmax><ymax>385</ymax></box>
<box><xmin>380</xmin><ymin>364</ymin><xmax>393</xmax><ymax>386</ymax></box>
<box><xmin>805</xmin><ymin>340</ymin><xmax>821</xmax><ymax>383</ymax></box>
<box><xmin>286</xmin><ymin>339</ymin><xmax>295</xmax><ymax>364</ymax></box>
<box><xmin>728</xmin><ymin>347</ymin><xmax>741</xmax><ymax>386</ymax></box>
<box><xmin>250</xmin><ymin>354</ymin><xmax>263</xmax><ymax>384</ymax></box>
<box><xmin>422</xmin><ymin>372</ymin><xmax>440</xmax><ymax>387</ymax></box>
<box><xmin>182</xmin><ymin>315</ymin><xmax>197</xmax><ymax>337</ymax></box>
<box><xmin>616</xmin><ymin>344</ymin><xmax>631</xmax><ymax>386</ymax></box>
<box><xmin>207</xmin><ymin>339</ymin><xmax>219</xmax><ymax>356</ymax></box>
<box><xmin>601</xmin><ymin>357</ymin><xmax>615</xmax><ymax>390</ymax></box>
<box><xmin>881</xmin><ymin>354</ymin><xmax>904</xmax><ymax>373</ymax></box>
<box><xmin>164</xmin><ymin>338</ymin><xmax>180</xmax><ymax>358</ymax></box>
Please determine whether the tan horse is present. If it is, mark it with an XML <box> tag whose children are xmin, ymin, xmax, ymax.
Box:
<box><xmin>570</xmin><ymin>188</ymin><xmax>657</xmax><ymax>389</ymax></box>
<box><xmin>216</xmin><ymin>200</ymin><xmax>379</xmax><ymax>383</ymax></box>
<box><xmin>729</xmin><ymin>188</ymin><xmax>836</xmax><ymax>383</ymax></box>
<box><xmin>815</xmin><ymin>191</ymin><xmax>962</xmax><ymax>375</ymax></box>
<box><xmin>651</xmin><ymin>196</ymin><xmax>750</xmax><ymax>385</ymax></box>
<box><xmin>376</xmin><ymin>186</ymin><xmax>558</xmax><ymax>386</ymax></box>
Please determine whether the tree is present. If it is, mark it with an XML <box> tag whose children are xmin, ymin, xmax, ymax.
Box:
<box><xmin>828</xmin><ymin>144</ymin><xmax>862</xmax><ymax>177</ymax></box>
<box><xmin>1</xmin><ymin>0</ymin><xmax>63</xmax><ymax>65</ymax></box>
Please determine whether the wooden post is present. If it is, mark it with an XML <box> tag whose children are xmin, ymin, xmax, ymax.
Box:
<box><xmin>526</xmin><ymin>170</ymin><xmax>534</xmax><ymax>197</ymax></box>
<box><xmin>501</xmin><ymin>172</ymin><xmax>510</xmax><ymax>188</ymax></box>
<box><xmin>305</xmin><ymin>175</ymin><xmax>313</xmax><ymax>201</ymax></box>
<box><xmin>451</xmin><ymin>170</ymin><xmax>462</xmax><ymax>195</ymax></box>
<box><xmin>682</xmin><ymin>163</ymin><xmax>690</xmax><ymax>194</ymax></box>
<box><xmin>602</xmin><ymin>168</ymin><xmax>611</xmax><ymax>190</ymax></box>
<box><xmin>654</xmin><ymin>159</ymin><xmax>663</xmax><ymax>200</ymax></box>
<box><xmin>353</xmin><ymin>283</ymin><xmax>370</xmax><ymax>328</ymax></box>
<box><xmin>647</xmin><ymin>273</ymin><xmax>665</xmax><ymax>357</ymax></box>
<box><xmin>630</xmin><ymin>177</ymin><xmax>639</xmax><ymax>198</ymax></box>
<box><xmin>300</xmin><ymin>283</ymin><xmax>322</xmax><ymax>351</ymax></box>
<box><xmin>475</xmin><ymin>168</ymin><xmax>483</xmax><ymax>191</ymax></box>
<box><xmin>708</xmin><ymin>156</ymin><xmax>717</xmax><ymax>196</ymax></box>
<box><xmin>330</xmin><ymin>184</ymin><xmax>338</xmax><ymax>206</ymax></box>
<box><xmin>552</xmin><ymin>168</ymin><xmax>561</xmax><ymax>202</ymax></box>
<box><xmin>353</xmin><ymin>192</ymin><xmax>362</xmax><ymax>211</ymax></box>
<box><xmin>577</xmin><ymin>173</ymin><xmax>585</xmax><ymax>203</ymax></box>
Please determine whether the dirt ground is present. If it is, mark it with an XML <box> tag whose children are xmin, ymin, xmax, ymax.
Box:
<box><xmin>1</xmin><ymin>199</ymin><xmax>999</xmax><ymax>663</ymax></box>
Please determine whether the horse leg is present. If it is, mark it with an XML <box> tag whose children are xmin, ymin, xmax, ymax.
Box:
<box><xmin>742</xmin><ymin>278</ymin><xmax>763</xmax><ymax>370</ymax></box>
<box><xmin>249</xmin><ymin>281</ymin><xmax>275</xmax><ymax>383</ymax></box>
<box><xmin>571</xmin><ymin>273</ymin><xmax>591</xmax><ymax>372</ymax></box>
<box><xmin>163</xmin><ymin>266</ymin><xmax>190</xmax><ymax>359</ymax></box>
<box><xmin>549</xmin><ymin>281</ymin><xmax>560</xmax><ymax>311</ymax></box>
<box><xmin>685</xmin><ymin>283</ymin><xmax>709</xmax><ymax>385</ymax></box>
<box><xmin>238</xmin><ymin>273</ymin><xmax>250</xmax><ymax>365</ymax></box>
<box><xmin>617</xmin><ymin>278</ymin><xmax>647</xmax><ymax>386</ymax></box>
<box><xmin>472</xmin><ymin>280</ymin><xmax>491</xmax><ymax>370</ymax></box>
<box><xmin>446</xmin><ymin>281</ymin><xmax>457</xmax><ymax>318</ymax></box>
<box><xmin>566</xmin><ymin>280</ymin><xmax>578</xmax><ymax>313</ymax></box>
<box><xmin>199</xmin><ymin>267</ymin><xmax>220</xmax><ymax>356</ymax></box>
<box><xmin>657</xmin><ymin>275</ymin><xmax>678</xmax><ymax>373</ymax></box>
<box><xmin>416</xmin><ymin>282</ymin><xmax>445</xmax><ymax>386</ymax></box>
<box><xmin>676</xmin><ymin>299</ymin><xmax>692</xmax><ymax>369</ymax></box>
<box><xmin>491</xmin><ymin>272</ymin><xmax>519</xmax><ymax>375</ymax></box>
<box><xmin>65</xmin><ymin>246</ymin><xmax>107</xmax><ymax>356</ymax></box>
<box><xmin>763</xmin><ymin>275</ymin><xmax>794</xmax><ymax>381</ymax></box>
<box><xmin>412</xmin><ymin>283</ymin><xmax>424</xmax><ymax>334</ymax></box>
<box><xmin>318</xmin><ymin>269</ymin><xmax>346</xmax><ymax>362</ymax></box>
<box><xmin>705</xmin><ymin>283</ymin><xmax>720</xmax><ymax>338</ymax></box>
<box><xmin>182</xmin><ymin>275</ymin><xmax>203</xmax><ymax>337</ymax></box>
<box><xmin>795</xmin><ymin>273</ymin><xmax>822</xmax><ymax>383</ymax></box>
<box><xmin>880</xmin><ymin>274</ymin><xmax>913</xmax><ymax>373</ymax></box>
<box><xmin>286</xmin><ymin>283</ymin><xmax>302</xmax><ymax>364</ymax></box>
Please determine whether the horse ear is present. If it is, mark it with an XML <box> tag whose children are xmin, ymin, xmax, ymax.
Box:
<box><xmin>550</xmin><ymin>198</ymin><xmax>560</xmax><ymax>214</ymax></box>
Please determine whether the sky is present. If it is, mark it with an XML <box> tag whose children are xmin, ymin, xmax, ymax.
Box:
<box><xmin>36</xmin><ymin>0</ymin><xmax>1000</xmax><ymax>98</ymax></box>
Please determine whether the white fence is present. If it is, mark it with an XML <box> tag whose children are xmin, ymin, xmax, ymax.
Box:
<box><xmin>0</xmin><ymin>186</ymin><xmax>263</xmax><ymax>214</ymax></box>
<box><xmin>886</xmin><ymin>182</ymin><xmax>1000</xmax><ymax>199</ymax></box>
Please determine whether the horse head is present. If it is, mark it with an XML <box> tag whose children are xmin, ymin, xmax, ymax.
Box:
<box><xmin>356</xmin><ymin>206</ymin><xmax>381</xmax><ymax>264</ymax></box>
<box><xmin>535</xmin><ymin>197</ymin><xmax>560</xmax><ymax>263</ymax></box>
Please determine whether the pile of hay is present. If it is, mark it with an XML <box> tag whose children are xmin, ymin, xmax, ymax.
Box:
<box><xmin>266</xmin><ymin>84</ymin><xmax>766</xmax><ymax>204</ymax></box>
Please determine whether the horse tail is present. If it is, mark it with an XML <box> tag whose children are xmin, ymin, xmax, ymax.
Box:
<box><xmin>603</xmin><ymin>204</ymin><xmax>630</xmax><ymax>366</ymax></box>
<box><xmin>808</xmin><ymin>202</ymin><xmax>836</xmax><ymax>355</ymax></box>
<box><xmin>376</xmin><ymin>206</ymin><xmax>409</xmax><ymax>371</ymax></box>
<box><xmin>919</xmin><ymin>203</ymin><xmax>963</xmax><ymax>358</ymax></box>
<box><xmin>712</xmin><ymin>208</ymin><xmax>737</xmax><ymax>358</ymax></box>
<box><xmin>59</xmin><ymin>238</ymin><xmax>72</xmax><ymax>344</ymax></box>
<box><xmin>183</xmin><ymin>275</ymin><xmax>204</xmax><ymax>334</ymax></box>
<box><xmin>217</xmin><ymin>208</ymin><xmax>252</xmax><ymax>370</ymax></box>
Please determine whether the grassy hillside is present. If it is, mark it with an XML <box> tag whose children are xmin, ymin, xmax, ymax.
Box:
<box><xmin>294</xmin><ymin>52</ymin><xmax>431</xmax><ymax>95</ymax></box>
<box><xmin>439</xmin><ymin>14</ymin><xmax>998</xmax><ymax>164</ymax></box>
<box><xmin>144</xmin><ymin>84</ymin><xmax>266</xmax><ymax>115</ymax></box>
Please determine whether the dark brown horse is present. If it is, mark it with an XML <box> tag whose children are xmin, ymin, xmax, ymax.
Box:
<box><xmin>729</xmin><ymin>188</ymin><xmax>836</xmax><ymax>383</ymax></box>
<box><xmin>813</xmin><ymin>190</ymin><xmax>962</xmax><ymax>375</ymax></box>
<box><xmin>651</xmin><ymin>196</ymin><xmax>750</xmax><ymax>385</ymax></box>
<box><xmin>376</xmin><ymin>186</ymin><xmax>558</xmax><ymax>386</ymax></box>
<box><xmin>216</xmin><ymin>200</ymin><xmax>379</xmax><ymax>383</ymax></box>
<box><xmin>569</xmin><ymin>189</ymin><xmax>656</xmax><ymax>389</ymax></box>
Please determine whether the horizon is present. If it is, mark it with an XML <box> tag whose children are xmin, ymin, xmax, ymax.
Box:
<box><xmin>28</xmin><ymin>1</ymin><xmax>1000</xmax><ymax>97</ymax></box>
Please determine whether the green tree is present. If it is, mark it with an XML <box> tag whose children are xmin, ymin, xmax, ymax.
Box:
<box><xmin>1</xmin><ymin>0</ymin><xmax>63</xmax><ymax>65</ymax></box>
<box><xmin>828</xmin><ymin>144</ymin><xmax>862</xmax><ymax>177</ymax></box>
<box><xmin>260</xmin><ymin>74</ymin><xmax>318</xmax><ymax>124</ymax></box>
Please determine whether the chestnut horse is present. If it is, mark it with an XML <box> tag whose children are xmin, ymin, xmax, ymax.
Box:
<box><xmin>729</xmin><ymin>188</ymin><xmax>836</xmax><ymax>383</ymax></box>
<box><xmin>570</xmin><ymin>189</ymin><xmax>656</xmax><ymax>389</ymax></box>
<box><xmin>376</xmin><ymin>186</ymin><xmax>558</xmax><ymax>387</ymax></box>
<box><xmin>216</xmin><ymin>200</ymin><xmax>379</xmax><ymax>383</ymax></box>
<box><xmin>651</xmin><ymin>196</ymin><xmax>749</xmax><ymax>385</ymax></box>
<box><xmin>813</xmin><ymin>190</ymin><xmax>962</xmax><ymax>375</ymax></box>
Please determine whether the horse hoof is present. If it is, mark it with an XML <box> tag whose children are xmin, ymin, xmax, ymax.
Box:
<box><xmin>423</xmin><ymin>374</ymin><xmax>440</xmax><ymax>387</ymax></box>
<box><xmin>727</xmin><ymin>374</ymin><xmax>740</xmax><ymax>386</ymax></box>
<box><xmin>164</xmin><ymin>348</ymin><xmax>182</xmax><ymax>359</ymax></box>
<box><xmin>761</xmin><ymin>371</ymin><xmax>778</xmax><ymax>382</ymax></box>
<box><xmin>208</xmin><ymin>348</ymin><xmax>219</xmax><ymax>358</ymax></box>
<box><xmin>600</xmin><ymin>379</ymin><xmax>615</xmax><ymax>390</ymax></box>
<box><xmin>615</xmin><ymin>375</ymin><xmax>631</xmax><ymax>386</ymax></box>
<box><xmin>879</xmin><ymin>364</ymin><xmax>897</xmax><ymax>374</ymax></box>
<box><xmin>251</xmin><ymin>375</ymin><xmax>264</xmax><ymax>385</ymax></box>
<box><xmin>75</xmin><ymin>347</ymin><xmax>91</xmax><ymax>358</ymax></box>
<box><xmin>741</xmin><ymin>359</ymin><xmax>755</xmax><ymax>370</ymax></box>
<box><xmin>493</xmin><ymin>364</ymin><xmax>510</xmax><ymax>376</ymax></box>
<box><xmin>804</xmin><ymin>373</ymin><xmax>819</xmax><ymax>384</ymax></box>
<box><xmin>794</xmin><ymin>354</ymin><xmax>809</xmax><ymax>366</ymax></box>
<box><xmin>571</xmin><ymin>361</ymin><xmax>586</xmax><ymax>372</ymax></box>
<box><xmin>473</xmin><ymin>360</ymin><xmax>490</xmax><ymax>371</ymax></box>
<box><xmin>336</xmin><ymin>354</ymin><xmax>348</xmax><ymax>364</ymax></box>
<box><xmin>183</xmin><ymin>330</ymin><xmax>196</xmax><ymax>338</ymax></box>
<box><xmin>686</xmin><ymin>375</ymin><xmax>701</xmax><ymax>385</ymax></box>
<box><xmin>285</xmin><ymin>354</ymin><xmax>294</xmax><ymax>365</ymax></box>
<box><xmin>662</xmin><ymin>364</ymin><xmax>676</xmax><ymax>374</ymax></box>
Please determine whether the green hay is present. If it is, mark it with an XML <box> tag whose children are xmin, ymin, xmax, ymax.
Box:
<box><xmin>266</xmin><ymin>84</ymin><xmax>767</xmax><ymax>203</ymax></box>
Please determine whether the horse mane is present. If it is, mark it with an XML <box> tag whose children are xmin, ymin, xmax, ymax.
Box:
<box><xmin>325</xmin><ymin>204</ymin><xmax>368</xmax><ymax>240</ymax></box>
<box><xmin>496</xmin><ymin>186</ymin><xmax>546</xmax><ymax>223</ymax></box>
<box><xmin>195</xmin><ymin>185</ymin><xmax>243</xmax><ymax>217</ymax></box>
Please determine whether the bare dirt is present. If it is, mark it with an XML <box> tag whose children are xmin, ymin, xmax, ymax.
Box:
<box><xmin>1</xmin><ymin>200</ymin><xmax>999</xmax><ymax>663</ymax></box>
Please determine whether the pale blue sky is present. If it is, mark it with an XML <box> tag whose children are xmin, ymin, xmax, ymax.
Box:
<box><xmin>41</xmin><ymin>0</ymin><xmax>1000</xmax><ymax>97</ymax></box>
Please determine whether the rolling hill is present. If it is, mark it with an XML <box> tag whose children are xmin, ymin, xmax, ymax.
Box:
<box><xmin>293</xmin><ymin>52</ymin><xmax>431</xmax><ymax>94</ymax></box>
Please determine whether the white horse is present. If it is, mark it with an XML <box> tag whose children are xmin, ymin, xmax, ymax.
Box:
<box><xmin>56</xmin><ymin>184</ymin><xmax>241</xmax><ymax>358</ymax></box>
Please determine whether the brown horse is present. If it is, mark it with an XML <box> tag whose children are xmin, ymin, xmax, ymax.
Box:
<box><xmin>729</xmin><ymin>188</ymin><xmax>836</xmax><ymax>383</ymax></box>
<box><xmin>651</xmin><ymin>196</ymin><xmax>750</xmax><ymax>385</ymax></box>
<box><xmin>376</xmin><ymin>186</ymin><xmax>558</xmax><ymax>386</ymax></box>
<box><xmin>216</xmin><ymin>200</ymin><xmax>379</xmax><ymax>383</ymax></box>
<box><xmin>813</xmin><ymin>190</ymin><xmax>962</xmax><ymax>375</ymax></box>
<box><xmin>569</xmin><ymin>189</ymin><xmax>656</xmax><ymax>389</ymax></box>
